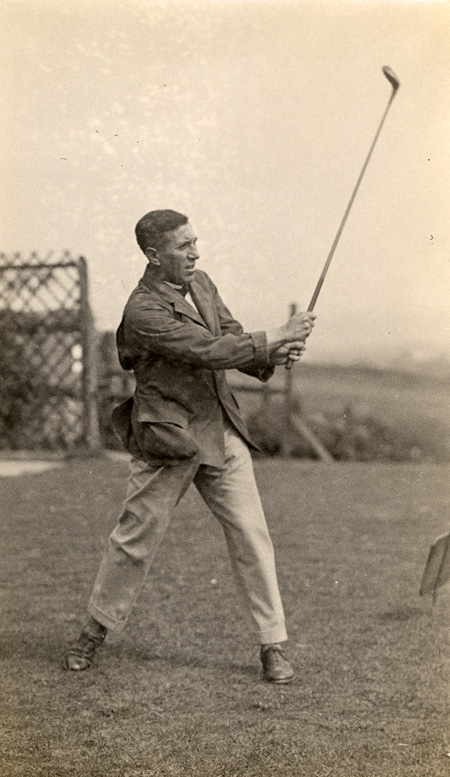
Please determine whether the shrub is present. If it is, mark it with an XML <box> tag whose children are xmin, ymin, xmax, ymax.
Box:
<box><xmin>247</xmin><ymin>401</ymin><xmax>450</xmax><ymax>463</ymax></box>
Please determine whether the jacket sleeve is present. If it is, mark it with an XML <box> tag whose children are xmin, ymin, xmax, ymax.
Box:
<box><xmin>121</xmin><ymin>300</ymin><xmax>271</xmax><ymax>372</ymax></box>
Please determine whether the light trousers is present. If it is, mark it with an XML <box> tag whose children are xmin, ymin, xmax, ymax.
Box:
<box><xmin>88</xmin><ymin>421</ymin><xmax>287</xmax><ymax>645</ymax></box>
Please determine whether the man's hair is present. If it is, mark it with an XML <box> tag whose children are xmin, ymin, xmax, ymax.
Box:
<box><xmin>135</xmin><ymin>210</ymin><xmax>188</xmax><ymax>253</ymax></box>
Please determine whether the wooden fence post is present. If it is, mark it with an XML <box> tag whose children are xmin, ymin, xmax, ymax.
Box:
<box><xmin>79</xmin><ymin>256</ymin><xmax>102</xmax><ymax>453</ymax></box>
<box><xmin>280</xmin><ymin>302</ymin><xmax>297</xmax><ymax>457</ymax></box>
<box><xmin>262</xmin><ymin>381</ymin><xmax>272</xmax><ymax>413</ymax></box>
<box><xmin>280</xmin><ymin>302</ymin><xmax>334</xmax><ymax>462</ymax></box>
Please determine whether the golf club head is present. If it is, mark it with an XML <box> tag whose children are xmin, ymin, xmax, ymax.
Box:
<box><xmin>382</xmin><ymin>66</ymin><xmax>400</xmax><ymax>92</ymax></box>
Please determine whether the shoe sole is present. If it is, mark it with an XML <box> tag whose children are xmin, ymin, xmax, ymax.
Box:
<box><xmin>262</xmin><ymin>672</ymin><xmax>294</xmax><ymax>684</ymax></box>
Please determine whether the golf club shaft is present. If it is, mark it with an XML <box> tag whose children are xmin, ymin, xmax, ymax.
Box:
<box><xmin>286</xmin><ymin>70</ymin><xmax>399</xmax><ymax>370</ymax></box>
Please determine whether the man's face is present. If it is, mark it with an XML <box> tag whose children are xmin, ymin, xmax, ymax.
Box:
<box><xmin>153</xmin><ymin>222</ymin><xmax>199</xmax><ymax>286</ymax></box>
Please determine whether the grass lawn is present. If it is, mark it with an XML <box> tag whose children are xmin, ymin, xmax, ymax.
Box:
<box><xmin>1</xmin><ymin>456</ymin><xmax>450</xmax><ymax>776</ymax></box>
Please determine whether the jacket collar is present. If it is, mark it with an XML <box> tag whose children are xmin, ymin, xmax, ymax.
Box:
<box><xmin>138</xmin><ymin>266</ymin><xmax>209</xmax><ymax>330</ymax></box>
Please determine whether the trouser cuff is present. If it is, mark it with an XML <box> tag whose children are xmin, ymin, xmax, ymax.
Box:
<box><xmin>258</xmin><ymin>625</ymin><xmax>288</xmax><ymax>645</ymax></box>
<box><xmin>88</xmin><ymin>601</ymin><xmax>127</xmax><ymax>632</ymax></box>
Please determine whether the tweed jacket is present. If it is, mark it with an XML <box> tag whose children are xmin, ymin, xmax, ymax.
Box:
<box><xmin>112</xmin><ymin>266</ymin><xmax>274</xmax><ymax>467</ymax></box>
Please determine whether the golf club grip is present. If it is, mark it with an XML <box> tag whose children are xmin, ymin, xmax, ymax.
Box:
<box><xmin>285</xmin><ymin>297</ymin><xmax>316</xmax><ymax>370</ymax></box>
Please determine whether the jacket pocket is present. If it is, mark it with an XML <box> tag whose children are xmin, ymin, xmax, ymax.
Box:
<box><xmin>133</xmin><ymin>400</ymin><xmax>198</xmax><ymax>461</ymax></box>
<box><xmin>136</xmin><ymin>398</ymin><xmax>189</xmax><ymax>427</ymax></box>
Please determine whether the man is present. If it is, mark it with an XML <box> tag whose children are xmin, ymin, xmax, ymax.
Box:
<box><xmin>65</xmin><ymin>209</ymin><xmax>315</xmax><ymax>683</ymax></box>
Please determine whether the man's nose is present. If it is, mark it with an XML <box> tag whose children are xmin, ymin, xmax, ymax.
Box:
<box><xmin>188</xmin><ymin>245</ymin><xmax>199</xmax><ymax>260</ymax></box>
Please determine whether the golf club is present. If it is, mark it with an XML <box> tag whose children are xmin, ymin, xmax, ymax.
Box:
<box><xmin>286</xmin><ymin>65</ymin><xmax>400</xmax><ymax>369</ymax></box>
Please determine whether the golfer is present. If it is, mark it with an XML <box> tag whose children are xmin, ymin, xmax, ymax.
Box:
<box><xmin>65</xmin><ymin>209</ymin><xmax>315</xmax><ymax>683</ymax></box>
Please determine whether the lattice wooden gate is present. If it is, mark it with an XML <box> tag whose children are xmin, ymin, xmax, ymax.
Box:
<box><xmin>0</xmin><ymin>252</ymin><xmax>100</xmax><ymax>454</ymax></box>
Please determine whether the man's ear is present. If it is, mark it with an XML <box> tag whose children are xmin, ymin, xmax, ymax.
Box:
<box><xmin>145</xmin><ymin>247</ymin><xmax>160</xmax><ymax>267</ymax></box>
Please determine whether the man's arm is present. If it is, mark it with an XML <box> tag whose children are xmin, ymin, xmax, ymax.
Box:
<box><xmin>210</xmin><ymin>279</ymin><xmax>315</xmax><ymax>375</ymax></box>
<box><xmin>120</xmin><ymin>281</ymin><xmax>316</xmax><ymax>373</ymax></box>
<box><xmin>122</xmin><ymin>302</ymin><xmax>271</xmax><ymax>372</ymax></box>
<box><xmin>208</xmin><ymin>281</ymin><xmax>273</xmax><ymax>380</ymax></box>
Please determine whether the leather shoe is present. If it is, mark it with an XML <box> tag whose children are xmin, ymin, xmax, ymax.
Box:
<box><xmin>65</xmin><ymin>628</ymin><xmax>106</xmax><ymax>671</ymax></box>
<box><xmin>260</xmin><ymin>644</ymin><xmax>294</xmax><ymax>684</ymax></box>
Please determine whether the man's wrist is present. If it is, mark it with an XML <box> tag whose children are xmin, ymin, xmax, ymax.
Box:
<box><xmin>266</xmin><ymin>326</ymin><xmax>287</xmax><ymax>351</ymax></box>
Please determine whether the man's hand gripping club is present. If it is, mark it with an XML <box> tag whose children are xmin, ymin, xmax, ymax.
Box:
<box><xmin>266</xmin><ymin>310</ymin><xmax>316</xmax><ymax>367</ymax></box>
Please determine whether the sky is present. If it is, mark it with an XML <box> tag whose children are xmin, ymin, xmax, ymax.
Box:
<box><xmin>2</xmin><ymin>0</ymin><xmax>449</xmax><ymax>366</ymax></box>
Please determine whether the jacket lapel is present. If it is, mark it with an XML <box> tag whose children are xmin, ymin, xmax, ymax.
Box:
<box><xmin>139</xmin><ymin>270</ymin><xmax>208</xmax><ymax>329</ymax></box>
